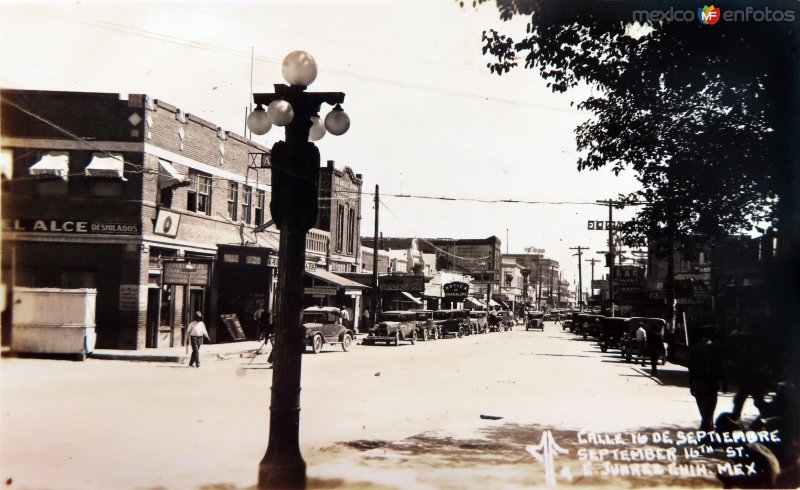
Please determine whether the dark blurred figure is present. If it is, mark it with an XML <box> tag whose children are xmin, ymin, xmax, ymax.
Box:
<box><xmin>646</xmin><ymin>324</ymin><xmax>666</xmax><ymax>376</ymax></box>
<box><xmin>730</xmin><ymin>331</ymin><xmax>772</xmax><ymax>420</ymax></box>
<box><xmin>688</xmin><ymin>325</ymin><xmax>723</xmax><ymax>431</ymax></box>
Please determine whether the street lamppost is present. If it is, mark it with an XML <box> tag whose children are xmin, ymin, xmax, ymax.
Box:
<box><xmin>246</xmin><ymin>51</ymin><xmax>350</xmax><ymax>489</ymax></box>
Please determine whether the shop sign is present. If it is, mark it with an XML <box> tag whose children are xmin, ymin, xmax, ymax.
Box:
<box><xmin>443</xmin><ymin>281</ymin><xmax>469</xmax><ymax>298</ymax></box>
<box><xmin>588</xmin><ymin>220</ymin><xmax>625</xmax><ymax>230</ymax></box>
<box><xmin>119</xmin><ymin>285</ymin><xmax>139</xmax><ymax>311</ymax></box>
<box><xmin>304</xmin><ymin>286</ymin><xmax>337</xmax><ymax>296</ymax></box>
<box><xmin>613</xmin><ymin>265</ymin><xmax>644</xmax><ymax>284</ymax></box>
<box><xmin>268</xmin><ymin>256</ymin><xmax>279</xmax><ymax>267</ymax></box>
<box><xmin>162</xmin><ymin>261</ymin><xmax>210</xmax><ymax>285</ymax></box>
<box><xmin>3</xmin><ymin>218</ymin><xmax>140</xmax><ymax>235</ymax></box>
<box><xmin>592</xmin><ymin>279</ymin><xmax>609</xmax><ymax>290</ymax></box>
<box><xmin>380</xmin><ymin>275</ymin><xmax>425</xmax><ymax>292</ymax></box>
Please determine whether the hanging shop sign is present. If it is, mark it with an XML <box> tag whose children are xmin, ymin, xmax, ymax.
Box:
<box><xmin>304</xmin><ymin>286</ymin><xmax>337</xmax><ymax>296</ymax></box>
<box><xmin>443</xmin><ymin>281</ymin><xmax>469</xmax><ymax>298</ymax></box>
<box><xmin>379</xmin><ymin>275</ymin><xmax>425</xmax><ymax>293</ymax></box>
<box><xmin>162</xmin><ymin>261</ymin><xmax>210</xmax><ymax>285</ymax></box>
<box><xmin>587</xmin><ymin>220</ymin><xmax>625</xmax><ymax>231</ymax></box>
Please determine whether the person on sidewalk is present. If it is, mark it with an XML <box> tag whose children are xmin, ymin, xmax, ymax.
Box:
<box><xmin>340</xmin><ymin>306</ymin><xmax>351</xmax><ymax>329</ymax></box>
<box><xmin>646</xmin><ymin>325</ymin><xmax>666</xmax><ymax>376</ymax></box>
<box><xmin>688</xmin><ymin>326</ymin><xmax>723</xmax><ymax>431</ymax></box>
<box><xmin>635</xmin><ymin>323</ymin><xmax>648</xmax><ymax>366</ymax></box>
<box><xmin>186</xmin><ymin>311</ymin><xmax>209</xmax><ymax>368</ymax></box>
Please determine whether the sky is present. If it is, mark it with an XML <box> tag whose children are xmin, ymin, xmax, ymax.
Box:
<box><xmin>0</xmin><ymin>0</ymin><xmax>643</xmax><ymax>289</ymax></box>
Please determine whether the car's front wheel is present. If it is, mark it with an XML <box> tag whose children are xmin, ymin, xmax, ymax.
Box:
<box><xmin>410</xmin><ymin>330</ymin><xmax>417</xmax><ymax>345</ymax></box>
<box><xmin>312</xmin><ymin>334</ymin><xmax>323</xmax><ymax>354</ymax></box>
<box><xmin>394</xmin><ymin>332</ymin><xmax>400</xmax><ymax>346</ymax></box>
<box><xmin>342</xmin><ymin>333</ymin><xmax>352</xmax><ymax>352</ymax></box>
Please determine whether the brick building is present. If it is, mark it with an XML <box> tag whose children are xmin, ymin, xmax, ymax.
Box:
<box><xmin>2</xmin><ymin>90</ymin><xmax>363</xmax><ymax>350</ymax></box>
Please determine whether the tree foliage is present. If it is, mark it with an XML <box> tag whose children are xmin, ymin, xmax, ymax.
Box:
<box><xmin>472</xmin><ymin>0</ymin><xmax>794</xmax><ymax>247</ymax></box>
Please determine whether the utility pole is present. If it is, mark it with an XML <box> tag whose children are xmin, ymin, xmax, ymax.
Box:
<box><xmin>548</xmin><ymin>263</ymin><xmax>555</xmax><ymax>308</ymax></box>
<box><xmin>596</xmin><ymin>200</ymin><xmax>618</xmax><ymax>317</ymax></box>
<box><xmin>585</xmin><ymin>257</ymin><xmax>598</xmax><ymax>297</ymax></box>
<box><xmin>370</xmin><ymin>185</ymin><xmax>379</xmax><ymax>332</ymax></box>
<box><xmin>537</xmin><ymin>259</ymin><xmax>543</xmax><ymax>310</ymax></box>
<box><xmin>570</xmin><ymin>246</ymin><xmax>588</xmax><ymax>311</ymax></box>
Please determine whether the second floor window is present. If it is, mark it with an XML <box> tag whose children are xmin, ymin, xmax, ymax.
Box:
<box><xmin>227</xmin><ymin>181</ymin><xmax>238</xmax><ymax>221</ymax></box>
<box><xmin>187</xmin><ymin>171</ymin><xmax>211</xmax><ymax>215</ymax></box>
<box><xmin>241</xmin><ymin>186</ymin><xmax>253</xmax><ymax>224</ymax></box>
<box><xmin>347</xmin><ymin>208</ymin><xmax>356</xmax><ymax>254</ymax></box>
<box><xmin>255</xmin><ymin>189</ymin><xmax>266</xmax><ymax>226</ymax></box>
<box><xmin>336</xmin><ymin>204</ymin><xmax>345</xmax><ymax>252</ymax></box>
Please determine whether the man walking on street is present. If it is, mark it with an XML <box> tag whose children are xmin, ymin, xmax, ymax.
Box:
<box><xmin>688</xmin><ymin>326</ymin><xmax>722</xmax><ymax>431</ymax></box>
<box><xmin>186</xmin><ymin>311</ymin><xmax>210</xmax><ymax>368</ymax></box>
<box><xmin>646</xmin><ymin>325</ymin><xmax>665</xmax><ymax>376</ymax></box>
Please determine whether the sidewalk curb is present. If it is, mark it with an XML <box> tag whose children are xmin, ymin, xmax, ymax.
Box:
<box><xmin>89</xmin><ymin>352</ymin><xmax>189</xmax><ymax>363</ymax></box>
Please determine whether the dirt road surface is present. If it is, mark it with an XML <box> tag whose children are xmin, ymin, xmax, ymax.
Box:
<box><xmin>1</xmin><ymin>323</ymin><xmax>757</xmax><ymax>489</ymax></box>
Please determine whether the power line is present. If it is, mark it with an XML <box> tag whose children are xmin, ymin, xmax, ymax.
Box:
<box><xmin>26</xmin><ymin>6</ymin><xmax>581</xmax><ymax>115</ymax></box>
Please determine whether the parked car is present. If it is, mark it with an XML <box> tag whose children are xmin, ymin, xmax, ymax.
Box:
<box><xmin>525</xmin><ymin>311</ymin><xmax>545</xmax><ymax>331</ymax></box>
<box><xmin>411</xmin><ymin>309</ymin><xmax>439</xmax><ymax>340</ymax></box>
<box><xmin>468</xmin><ymin>310</ymin><xmax>489</xmax><ymax>334</ymax></box>
<box><xmin>621</xmin><ymin>317</ymin><xmax>668</xmax><ymax>364</ymax></box>
<box><xmin>436</xmin><ymin>309</ymin><xmax>469</xmax><ymax>337</ymax></box>
<box><xmin>598</xmin><ymin>317</ymin><xmax>629</xmax><ymax>353</ymax></box>
<box><xmin>364</xmin><ymin>310</ymin><xmax>417</xmax><ymax>346</ymax></box>
<box><xmin>301</xmin><ymin>307</ymin><xmax>355</xmax><ymax>354</ymax></box>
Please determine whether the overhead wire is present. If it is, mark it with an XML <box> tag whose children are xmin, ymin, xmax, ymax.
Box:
<box><xmin>23</xmin><ymin>6</ymin><xmax>581</xmax><ymax>115</ymax></box>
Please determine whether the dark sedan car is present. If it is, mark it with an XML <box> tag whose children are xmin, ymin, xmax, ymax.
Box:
<box><xmin>364</xmin><ymin>311</ymin><xmax>418</xmax><ymax>346</ymax></box>
<box><xmin>301</xmin><ymin>307</ymin><xmax>355</xmax><ymax>354</ymax></box>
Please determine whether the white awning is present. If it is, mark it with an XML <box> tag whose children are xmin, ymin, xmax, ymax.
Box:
<box><xmin>85</xmin><ymin>153</ymin><xmax>127</xmax><ymax>180</ymax></box>
<box><xmin>465</xmin><ymin>297</ymin><xmax>485</xmax><ymax>308</ymax></box>
<box><xmin>488</xmin><ymin>299</ymin><xmax>501</xmax><ymax>307</ymax></box>
<box><xmin>29</xmin><ymin>151</ymin><xmax>69</xmax><ymax>180</ymax></box>
<box><xmin>0</xmin><ymin>148</ymin><xmax>12</xmax><ymax>179</ymax></box>
<box><xmin>401</xmin><ymin>291</ymin><xmax>423</xmax><ymax>304</ymax></box>
<box><xmin>158</xmin><ymin>160</ymin><xmax>190</xmax><ymax>189</ymax></box>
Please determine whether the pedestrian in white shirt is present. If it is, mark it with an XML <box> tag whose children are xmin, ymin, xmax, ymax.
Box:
<box><xmin>635</xmin><ymin>324</ymin><xmax>648</xmax><ymax>367</ymax></box>
<box><xmin>186</xmin><ymin>311</ymin><xmax>210</xmax><ymax>368</ymax></box>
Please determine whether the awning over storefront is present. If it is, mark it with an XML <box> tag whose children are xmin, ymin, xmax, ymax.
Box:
<box><xmin>488</xmin><ymin>299</ymin><xmax>501</xmax><ymax>307</ymax></box>
<box><xmin>29</xmin><ymin>151</ymin><xmax>69</xmax><ymax>180</ymax></box>
<box><xmin>401</xmin><ymin>291</ymin><xmax>423</xmax><ymax>304</ymax></box>
<box><xmin>497</xmin><ymin>300</ymin><xmax>511</xmax><ymax>309</ymax></box>
<box><xmin>465</xmin><ymin>297</ymin><xmax>485</xmax><ymax>308</ymax></box>
<box><xmin>85</xmin><ymin>153</ymin><xmax>127</xmax><ymax>180</ymax></box>
<box><xmin>306</xmin><ymin>269</ymin><xmax>368</xmax><ymax>294</ymax></box>
<box><xmin>158</xmin><ymin>160</ymin><xmax>190</xmax><ymax>189</ymax></box>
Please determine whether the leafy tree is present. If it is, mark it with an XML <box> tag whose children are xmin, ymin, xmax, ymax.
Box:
<box><xmin>468</xmin><ymin>0</ymin><xmax>800</xmax><ymax>384</ymax></box>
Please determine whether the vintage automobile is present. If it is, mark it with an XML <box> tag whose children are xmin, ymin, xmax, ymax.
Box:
<box><xmin>574</xmin><ymin>314</ymin><xmax>604</xmax><ymax>340</ymax></box>
<box><xmin>525</xmin><ymin>311</ymin><xmax>545</xmax><ymax>331</ymax></box>
<box><xmin>301</xmin><ymin>307</ymin><xmax>355</xmax><ymax>354</ymax></box>
<box><xmin>468</xmin><ymin>310</ymin><xmax>489</xmax><ymax>334</ymax></box>
<box><xmin>598</xmin><ymin>317</ymin><xmax>629</xmax><ymax>353</ymax></box>
<box><xmin>436</xmin><ymin>309</ymin><xmax>469</xmax><ymax>337</ymax></box>
<box><xmin>499</xmin><ymin>310</ymin><xmax>515</xmax><ymax>331</ymax></box>
<box><xmin>411</xmin><ymin>309</ymin><xmax>439</xmax><ymax>340</ymax></box>
<box><xmin>620</xmin><ymin>317</ymin><xmax>668</xmax><ymax>364</ymax></box>
<box><xmin>364</xmin><ymin>310</ymin><xmax>418</xmax><ymax>346</ymax></box>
